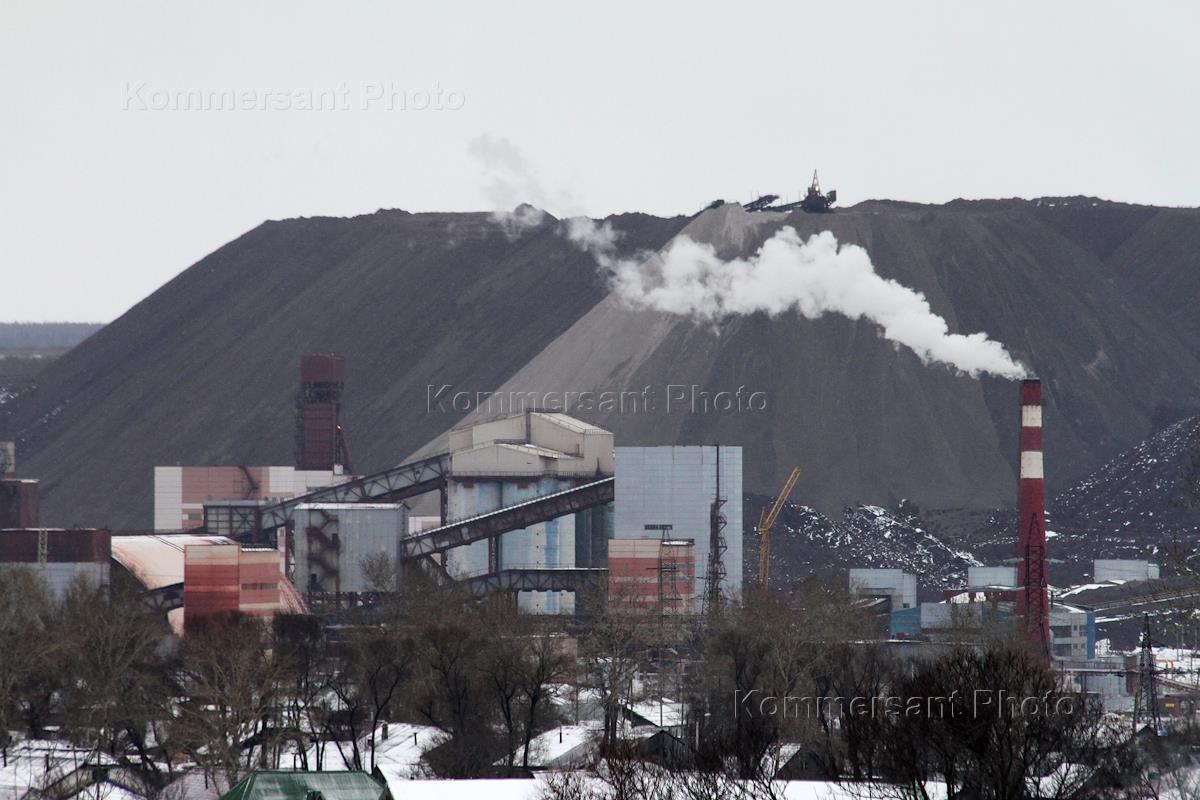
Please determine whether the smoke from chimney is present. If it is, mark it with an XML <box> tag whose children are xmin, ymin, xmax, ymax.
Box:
<box><xmin>467</xmin><ymin>136</ymin><xmax>1027</xmax><ymax>379</ymax></box>
<box><xmin>567</xmin><ymin>219</ymin><xmax>1029</xmax><ymax>380</ymax></box>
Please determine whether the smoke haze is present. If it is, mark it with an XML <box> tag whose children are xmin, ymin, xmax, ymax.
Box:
<box><xmin>468</xmin><ymin>134</ymin><xmax>573</xmax><ymax>238</ymax></box>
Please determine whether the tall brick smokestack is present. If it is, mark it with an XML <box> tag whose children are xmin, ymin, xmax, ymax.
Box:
<box><xmin>1016</xmin><ymin>378</ymin><xmax>1050</xmax><ymax>657</ymax></box>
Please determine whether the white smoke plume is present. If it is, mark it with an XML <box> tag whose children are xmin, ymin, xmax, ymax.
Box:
<box><xmin>567</xmin><ymin>219</ymin><xmax>1028</xmax><ymax>380</ymax></box>
<box><xmin>468</xmin><ymin>134</ymin><xmax>575</xmax><ymax>238</ymax></box>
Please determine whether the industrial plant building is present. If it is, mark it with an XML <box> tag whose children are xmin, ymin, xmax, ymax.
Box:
<box><xmin>0</xmin><ymin>527</ymin><xmax>110</xmax><ymax>598</ymax></box>
<box><xmin>154</xmin><ymin>466</ymin><xmax>349</xmax><ymax>532</ymax></box>
<box><xmin>295</xmin><ymin>353</ymin><xmax>352</xmax><ymax>472</ymax></box>
<box><xmin>0</xmin><ymin>350</ymin><xmax>1182</xmax><ymax>733</ymax></box>
<box><xmin>967</xmin><ymin>565</ymin><xmax>1017</xmax><ymax>589</ymax></box>
<box><xmin>183</xmin><ymin>542</ymin><xmax>286</xmax><ymax>631</ymax></box>
<box><xmin>848</xmin><ymin>568</ymin><xmax>918</xmax><ymax>611</ymax></box>
<box><xmin>442</xmin><ymin>411</ymin><xmax>614</xmax><ymax>614</ymax></box>
<box><xmin>607</xmin><ymin>537</ymin><xmax>696</xmax><ymax>614</ymax></box>
<box><xmin>613</xmin><ymin>446</ymin><xmax>743</xmax><ymax>607</ymax></box>
<box><xmin>153</xmin><ymin>353</ymin><xmax>355</xmax><ymax>532</ymax></box>
<box><xmin>293</xmin><ymin>503</ymin><xmax>408</xmax><ymax>595</ymax></box>
<box><xmin>0</xmin><ymin>442</ymin><xmax>40</xmax><ymax>529</ymax></box>
<box><xmin>1094</xmin><ymin>559</ymin><xmax>1160</xmax><ymax>583</ymax></box>
<box><xmin>110</xmin><ymin>532</ymin><xmax>305</xmax><ymax>634</ymax></box>
<box><xmin>884</xmin><ymin>586</ymin><xmax>1097</xmax><ymax>661</ymax></box>
<box><xmin>140</xmin><ymin>358</ymin><xmax>744</xmax><ymax>617</ymax></box>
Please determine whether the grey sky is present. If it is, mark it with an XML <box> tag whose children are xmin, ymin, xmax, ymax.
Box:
<box><xmin>2</xmin><ymin>1</ymin><xmax>1196</xmax><ymax>322</ymax></box>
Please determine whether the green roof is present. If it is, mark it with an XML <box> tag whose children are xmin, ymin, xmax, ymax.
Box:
<box><xmin>219</xmin><ymin>771</ymin><xmax>389</xmax><ymax>800</ymax></box>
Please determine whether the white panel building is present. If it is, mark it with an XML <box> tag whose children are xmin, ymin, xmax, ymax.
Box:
<box><xmin>613</xmin><ymin>446</ymin><xmax>743</xmax><ymax>608</ymax></box>
<box><xmin>849</xmin><ymin>568</ymin><xmax>917</xmax><ymax>610</ymax></box>
<box><xmin>967</xmin><ymin>566</ymin><xmax>1017</xmax><ymax>589</ymax></box>
<box><xmin>1094</xmin><ymin>559</ymin><xmax>1160</xmax><ymax>583</ymax></box>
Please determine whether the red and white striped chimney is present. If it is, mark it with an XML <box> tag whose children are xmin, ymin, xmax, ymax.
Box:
<box><xmin>1016</xmin><ymin>379</ymin><xmax>1050</xmax><ymax>657</ymax></box>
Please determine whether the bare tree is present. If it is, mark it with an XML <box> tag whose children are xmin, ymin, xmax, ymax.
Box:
<box><xmin>173</xmin><ymin>615</ymin><xmax>283</xmax><ymax>789</ymax></box>
<box><xmin>698</xmin><ymin>582</ymin><xmax>866</xmax><ymax>781</ymax></box>
<box><xmin>518</xmin><ymin>620</ymin><xmax>571</xmax><ymax>769</ymax></box>
<box><xmin>271</xmin><ymin>613</ymin><xmax>333</xmax><ymax>770</ymax></box>
<box><xmin>579</xmin><ymin>582</ymin><xmax>653</xmax><ymax>752</ymax></box>
<box><xmin>58</xmin><ymin>576</ymin><xmax>178</xmax><ymax>793</ymax></box>
<box><xmin>477</xmin><ymin>598</ymin><xmax>529</xmax><ymax>767</ymax></box>
<box><xmin>870</xmin><ymin>641</ymin><xmax>1119</xmax><ymax>800</ymax></box>
<box><xmin>0</xmin><ymin>567</ymin><xmax>56</xmax><ymax>754</ymax></box>
<box><xmin>353</xmin><ymin>625</ymin><xmax>414</xmax><ymax>772</ymax></box>
<box><xmin>472</xmin><ymin>598</ymin><xmax>571</xmax><ymax>768</ymax></box>
<box><xmin>410</xmin><ymin>595</ymin><xmax>500</xmax><ymax>776</ymax></box>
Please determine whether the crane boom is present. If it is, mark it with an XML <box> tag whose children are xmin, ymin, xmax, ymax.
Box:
<box><xmin>757</xmin><ymin>466</ymin><xmax>801</xmax><ymax>588</ymax></box>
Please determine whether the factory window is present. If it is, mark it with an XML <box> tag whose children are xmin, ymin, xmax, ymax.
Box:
<box><xmin>241</xmin><ymin>582</ymin><xmax>277</xmax><ymax>591</ymax></box>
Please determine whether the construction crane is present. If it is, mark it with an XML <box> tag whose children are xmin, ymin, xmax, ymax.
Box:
<box><xmin>756</xmin><ymin>467</ymin><xmax>802</xmax><ymax>588</ymax></box>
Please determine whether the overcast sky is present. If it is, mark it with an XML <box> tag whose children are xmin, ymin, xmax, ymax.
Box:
<box><xmin>3</xmin><ymin>2</ymin><xmax>1197</xmax><ymax>322</ymax></box>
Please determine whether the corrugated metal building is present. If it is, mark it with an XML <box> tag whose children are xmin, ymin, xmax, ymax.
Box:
<box><xmin>0</xmin><ymin>528</ymin><xmax>110</xmax><ymax>598</ymax></box>
<box><xmin>613</xmin><ymin>446</ymin><xmax>743</xmax><ymax>606</ymax></box>
<box><xmin>183</xmin><ymin>543</ymin><xmax>284</xmax><ymax>631</ymax></box>
<box><xmin>293</xmin><ymin>503</ymin><xmax>407</xmax><ymax>595</ymax></box>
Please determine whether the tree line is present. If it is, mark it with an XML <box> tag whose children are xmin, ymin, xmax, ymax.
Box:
<box><xmin>0</xmin><ymin>565</ymin><xmax>1189</xmax><ymax>800</ymax></box>
<box><xmin>0</xmin><ymin>322</ymin><xmax>103</xmax><ymax>350</ymax></box>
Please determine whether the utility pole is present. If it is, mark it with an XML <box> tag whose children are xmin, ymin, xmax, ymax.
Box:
<box><xmin>644</xmin><ymin>523</ymin><xmax>673</xmax><ymax>616</ymax></box>
<box><xmin>1135</xmin><ymin>613</ymin><xmax>1162</xmax><ymax>732</ymax></box>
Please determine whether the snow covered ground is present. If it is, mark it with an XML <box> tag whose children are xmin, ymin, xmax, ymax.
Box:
<box><xmin>381</xmin><ymin>776</ymin><xmax>873</xmax><ymax>800</ymax></box>
<box><xmin>0</xmin><ymin>739</ymin><xmax>134</xmax><ymax>799</ymax></box>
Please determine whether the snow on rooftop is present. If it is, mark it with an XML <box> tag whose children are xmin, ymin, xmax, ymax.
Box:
<box><xmin>0</xmin><ymin>738</ymin><xmax>121</xmax><ymax>798</ymax></box>
<box><xmin>369</xmin><ymin>723</ymin><xmax>445</xmax><ymax>780</ymax></box>
<box><xmin>511</xmin><ymin>724</ymin><xmax>601</xmax><ymax>768</ymax></box>
<box><xmin>628</xmin><ymin>698</ymin><xmax>685</xmax><ymax>728</ymax></box>
<box><xmin>286</xmin><ymin>723</ymin><xmax>444</xmax><ymax>779</ymax></box>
